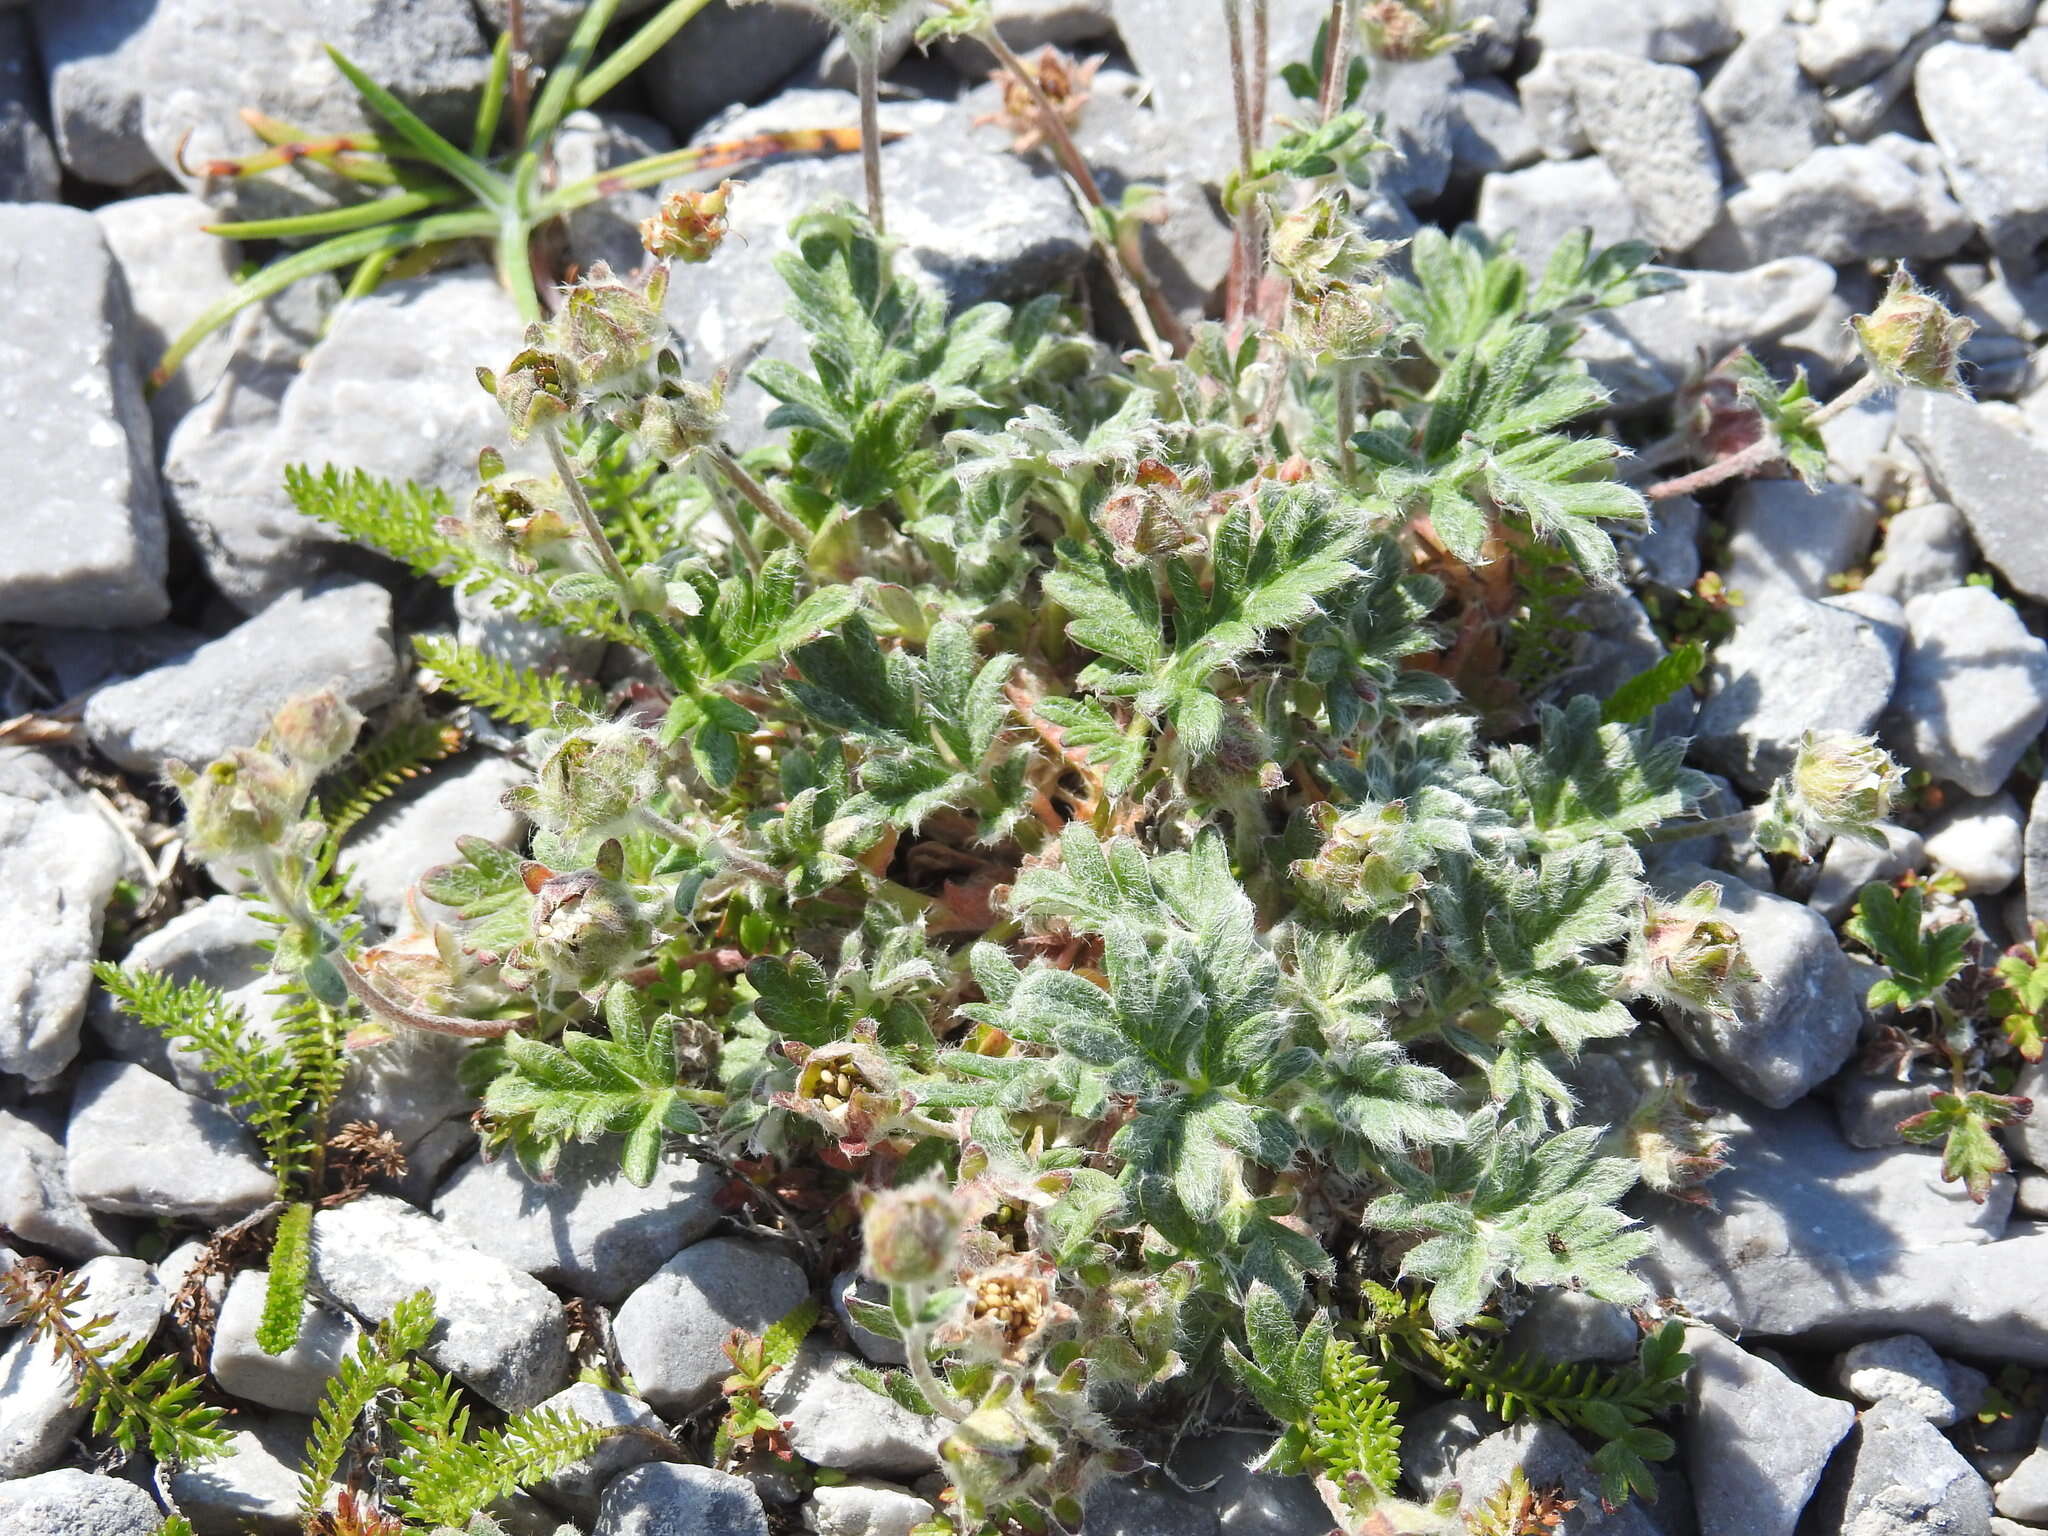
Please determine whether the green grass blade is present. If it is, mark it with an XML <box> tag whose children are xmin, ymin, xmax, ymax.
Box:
<box><xmin>474</xmin><ymin>30</ymin><xmax>512</xmax><ymax>158</ymax></box>
<box><xmin>341</xmin><ymin>247</ymin><xmax>397</xmax><ymax>305</ymax></box>
<box><xmin>532</xmin><ymin>142</ymin><xmax>728</xmax><ymax>219</ymax></box>
<box><xmin>203</xmin><ymin>187</ymin><xmax>458</xmax><ymax>242</ymax></box>
<box><xmin>572</xmin><ymin>0</ymin><xmax>712</xmax><ymax>111</ymax></box>
<box><xmin>150</xmin><ymin>207</ymin><xmax>499</xmax><ymax>391</ymax></box>
<box><xmin>325</xmin><ymin>44</ymin><xmax>508</xmax><ymax>206</ymax></box>
<box><xmin>524</xmin><ymin>0</ymin><xmax>622</xmax><ymax>150</ymax></box>
<box><xmin>498</xmin><ymin>153</ymin><xmax>545</xmax><ymax>323</ymax></box>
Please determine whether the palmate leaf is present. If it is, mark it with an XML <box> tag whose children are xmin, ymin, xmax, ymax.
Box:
<box><xmin>1994</xmin><ymin>924</ymin><xmax>2048</xmax><ymax>1062</ymax></box>
<box><xmin>1728</xmin><ymin>350</ymin><xmax>1830</xmax><ymax>487</ymax></box>
<box><xmin>1899</xmin><ymin>1089</ymin><xmax>2030</xmax><ymax>1203</ymax></box>
<box><xmin>1044</xmin><ymin>484</ymin><xmax>1365</xmax><ymax>755</ymax></box>
<box><xmin>482</xmin><ymin>983</ymin><xmax>702</xmax><ymax>1185</ymax></box>
<box><xmin>1845</xmin><ymin>882</ymin><xmax>1974</xmax><ymax>1011</ymax></box>
<box><xmin>1487</xmin><ymin>695</ymin><xmax>1710</xmax><ymax>851</ymax></box>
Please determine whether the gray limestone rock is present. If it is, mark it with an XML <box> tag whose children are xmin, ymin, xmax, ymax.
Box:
<box><xmin>1830</xmin><ymin>1068</ymin><xmax>1935</xmax><ymax>1149</ymax></box>
<box><xmin>1454</xmin><ymin>1421</ymin><xmax>1662</xmax><ymax>1533</ymax></box>
<box><xmin>169</xmin><ymin>268</ymin><xmax>523</xmax><ymax>611</ymax></box>
<box><xmin>613</xmin><ymin>1237</ymin><xmax>810</xmax><ymax>1413</ymax></box>
<box><xmin>1534</xmin><ymin>50</ymin><xmax>1723</xmax><ymax>252</ymax></box>
<box><xmin>939</xmin><ymin>0</ymin><xmax>1117</xmax><ymax>73</ymax></box>
<box><xmin>768</xmin><ymin>1343</ymin><xmax>944</xmax><ymax>1477</ymax></box>
<box><xmin>472</xmin><ymin>0</ymin><xmax>665</xmax><ymax>64</ymax></box>
<box><xmin>1357</xmin><ymin>53</ymin><xmax>1461</xmax><ymax>206</ymax></box>
<box><xmin>1810</xmin><ymin>1395</ymin><xmax>1995</xmax><ymax>1535</ymax></box>
<box><xmin>1080</xmin><ymin>1476</ymin><xmax>1220</xmax><ymax>1536</ymax></box>
<box><xmin>1810</xmin><ymin>823</ymin><xmax>1926</xmax><ymax>923</ymax></box>
<box><xmin>329</xmin><ymin>1031</ymin><xmax>476</xmax><ymax>1154</ymax></box>
<box><xmin>830</xmin><ymin>1269</ymin><xmax>907</xmax><ymax>1366</ymax></box>
<box><xmin>0</xmin><ymin>204</ymin><xmax>167</xmax><ymax>627</ymax></box>
<box><xmin>0</xmin><ymin>749</ymin><xmax>130</xmax><ymax>1082</ymax></box>
<box><xmin>0</xmin><ymin>1468</ymin><xmax>165</xmax><ymax>1536</ymax></box>
<box><xmin>31</xmin><ymin>0</ymin><xmax>159</xmax><ymax>186</ymax></box>
<box><xmin>1866</xmin><ymin>501</ymin><xmax>1978</xmax><ymax>605</ymax></box>
<box><xmin>805</xmin><ymin>1481</ymin><xmax>938</xmax><ymax>1536</ymax></box>
<box><xmin>308</xmin><ymin>1194</ymin><xmax>571</xmax><ymax>1412</ymax></box>
<box><xmin>1448</xmin><ymin>78</ymin><xmax>1540</xmax><ymax>181</ymax></box>
<box><xmin>165</xmin><ymin>1413</ymin><xmax>307</xmax><ymax>1535</ymax></box>
<box><xmin>0</xmin><ymin>1109</ymin><xmax>121</xmax><ymax>1260</ymax></box>
<box><xmin>2000</xmin><ymin>1425</ymin><xmax>2048</xmax><ymax>1521</ymax></box>
<box><xmin>1833</xmin><ymin>1333</ymin><xmax>1980</xmax><ymax>1425</ymax></box>
<box><xmin>1800</xmin><ymin>0</ymin><xmax>1948</xmax><ymax>86</ymax></box>
<box><xmin>554</xmin><ymin>109</ymin><xmax>677</xmax><ymax>278</ymax></box>
<box><xmin>210</xmin><ymin>1268</ymin><xmax>362</xmax><ymax>1415</ymax></box>
<box><xmin>528</xmin><ymin>1383</ymin><xmax>667</xmax><ymax>1526</ymax></box>
<box><xmin>84</xmin><ymin>581</ymin><xmax>404</xmax><ymax>775</ymax></box>
<box><xmin>1693</xmin><ymin>590</ymin><xmax>1901</xmax><ymax>789</ymax></box>
<box><xmin>1649</xmin><ymin>865</ymin><xmax>1865</xmax><ymax>1107</ymax></box>
<box><xmin>0</xmin><ymin>12</ymin><xmax>57</xmax><ymax>202</ymax></box>
<box><xmin>1899</xmin><ymin>391</ymin><xmax>2048</xmax><ymax>603</ymax></box>
<box><xmin>1632</xmin><ymin>495</ymin><xmax>1704</xmax><ymax>590</ymax></box>
<box><xmin>1880</xmin><ymin>585</ymin><xmax>2048</xmax><ymax>796</ymax></box>
<box><xmin>1723</xmin><ymin>479</ymin><xmax>1880</xmax><ymax>599</ymax></box>
<box><xmin>2007</xmin><ymin>1060</ymin><xmax>2048</xmax><ymax>1171</ymax></box>
<box><xmin>597</xmin><ymin>1463</ymin><xmax>771</xmax><ymax>1536</ymax></box>
<box><xmin>1162</xmin><ymin>1435</ymin><xmax>1326</xmax><ymax>1536</ymax></box>
<box><xmin>2029</xmin><ymin>778</ymin><xmax>2048</xmax><ymax>925</ymax></box>
<box><xmin>1630</xmin><ymin>1092</ymin><xmax>2041</xmax><ymax>1359</ymax></box>
<box><xmin>93</xmin><ymin>192</ymin><xmax>243</xmax><ymax>437</ymax></box>
<box><xmin>639</xmin><ymin>0</ymin><xmax>832</xmax><ymax>134</ymax></box>
<box><xmin>1400</xmin><ymin>1400</ymin><xmax>1506</xmax><ymax>1500</ymax></box>
<box><xmin>1926</xmin><ymin>792</ymin><xmax>2027</xmax><ymax>894</ymax></box>
<box><xmin>343</xmin><ymin>755</ymin><xmax>527</xmax><ymax>930</ymax></box>
<box><xmin>65</xmin><ymin>1060</ymin><xmax>274</xmax><ymax>1224</ymax></box>
<box><xmin>1528</xmin><ymin>0</ymin><xmax>1739</xmax><ymax>62</ymax></box>
<box><xmin>1919</xmin><ymin>41</ymin><xmax>2048</xmax><ymax>281</ymax></box>
<box><xmin>1692</xmin><ymin>142</ymin><xmax>1971</xmax><ymax>268</ymax></box>
<box><xmin>0</xmin><ymin>1256</ymin><xmax>162</xmax><ymax>1478</ymax></box>
<box><xmin>432</xmin><ymin>1140</ymin><xmax>724</xmax><ymax>1307</ymax></box>
<box><xmin>87</xmin><ymin>894</ymin><xmax>273</xmax><ymax>1094</ymax></box>
<box><xmin>1701</xmin><ymin>26</ymin><xmax>1828</xmax><ymax>180</ymax></box>
<box><xmin>1685</xmin><ymin>1327</ymin><xmax>1855</xmax><ymax>1536</ymax></box>
<box><xmin>1505</xmin><ymin>1291</ymin><xmax>1641</xmax><ymax>1364</ymax></box>
<box><xmin>1476</xmin><ymin>157</ymin><xmax>1646</xmax><ymax>272</ymax></box>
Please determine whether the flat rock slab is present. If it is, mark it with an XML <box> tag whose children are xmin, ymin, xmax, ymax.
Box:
<box><xmin>65</xmin><ymin>1060</ymin><xmax>274</xmax><ymax>1225</ymax></box>
<box><xmin>0</xmin><ymin>204</ymin><xmax>167</xmax><ymax>628</ymax></box>
<box><xmin>1686</xmin><ymin>1327</ymin><xmax>1855</xmax><ymax>1536</ymax></box>
<box><xmin>1880</xmin><ymin>585</ymin><xmax>2048</xmax><ymax>797</ymax></box>
<box><xmin>0</xmin><ymin>1468</ymin><xmax>166</xmax><ymax>1536</ymax></box>
<box><xmin>83</xmin><ymin>580</ymin><xmax>403</xmax><ymax>774</ymax></box>
<box><xmin>1898</xmin><ymin>390</ymin><xmax>2048</xmax><ymax>604</ymax></box>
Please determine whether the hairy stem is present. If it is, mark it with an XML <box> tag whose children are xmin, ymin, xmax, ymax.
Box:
<box><xmin>1317</xmin><ymin>0</ymin><xmax>1354</xmax><ymax>121</ymax></box>
<box><xmin>703</xmin><ymin>444</ymin><xmax>813</xmax><ymax>549</ymax></box>
<box><xmin>853</xmin><ymin>29</ymin><xmax>887</xmax><ymax>234</ymax></box>
<box><xmin>330</xmin><ymin>949</ymin><xmax>526</xmax><ymax>1039</ymax></box>
<box><xmin>1643</xmin><ymin>372</ymin><xmax>1888</xmax><ymax>501</ymax></box>
<box><xmin>545</xmin><ymin>428</ymin><xmax>637</xmax><ymax>595</ymax></box>
<box><xmin>1223</xmin><ymin>0</ymin><xmax>1261</xmax><ymax>331</ymax></box>
<box><xmin>1638</xmin><ymin>808</ymin><xmax>1760</xmax><ymax>846</ymax></box>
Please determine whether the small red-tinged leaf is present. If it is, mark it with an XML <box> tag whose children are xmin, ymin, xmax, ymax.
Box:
<box><xmin>1899</xmin><ymin>1089</ymin><xmax>2031</xmax><ymax>1203</ymax></box>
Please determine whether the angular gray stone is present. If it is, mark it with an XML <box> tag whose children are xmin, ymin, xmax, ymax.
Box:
<box><xmin>329</xmin><ymin>1031</ymin><xmax>476</xmax><ymax>1153</ymax></box>
<box><xmin>169</xmin><ymin>269</ymin><xmax>522</xmax><ymax>611</ymax></box>
<box><xmin>2007</xmin><ymin>1060</ymin><xmax>2048</xmax><ymax>1171</ymax></box>
<box><xmin>1900</xmin><ymin>392</ymin><xmax>2048</xmax><ymax>603</ymax></box>
<box><xmin>1926</xmin><ymin>792</ymin><xmax>2027</xmax><ymax>894</ymax></box>
<box><xmin>211</xmin><ymin>1267</ymin><xmax>362</xmax><ymax>1415</ymax></box>
<box><xmin>2001</xmin><ymin>1453</ymin><xmax>2048</xmax><ymax>1522</ymax></box>
<box><xmin>1866</xmin><ymin>501</ymin><xmax>1977</xmax><ymax>605</ymax></box>
<box><xmin>0</xmin><ymin>1256</ymin><xmax>163</xmax><ymax>1478</ymax></box>
<box><xmin>1702</xmin><ymin>27</ymin><xmax>1827</xmax><ymax>180</ymax></box>
<box><xmin>1692</xmin><ymin>142</ymin><xmax>1971</xmax><ymax>267</ymax></box>
<box><xmin>1800</xmin><ymin>0</ymin><xmax>1947</xmax><ymax>86</ymax></box>
<box><xmin>0</xmin><ymin>749</ymin><xmax>129</xmax><ymax>1082</ymax></box>
<box><xmin>527</xmin><ymin>1382</ymin><xmax>667</xmax><ymax>1526</ymax></box>
<box><xmin>65</xmin><ymin>1060</ymin><xmax>273</xmax><ymax>1224</ymax></box>
<box><xmin>643</xmin><ymin>1</ymin><xmax>830</xmax><ymax>136</ymax></box>
<box><xmin>1081</xmin><ymin>1476</ymin><xmax>1219</xmax><ymax>1536</ymax></box>
<box><xmin>1163</xmin><ymin>1434</ymin><xmax>1326</xmax><ymax>1536</ymax></box>
<box><xmin>1694</xmin><ymin>591</ymin><xmax>1901</xmax><ymax>789</ymax></box>
<box><xmin>1448</xmin><ymin>78</ymin><xmax>1540</xmax><ymax>181</ymax></box>
<box><xmin>0</xmin><ymin>204</ymin><xmax>167</xmax><ymax>626</ymax></box>
<box><xmin>1454</xmin><ymin>1422</ymin><xmax>1662</xmax><ymax>1533</ymax></box>
<box><xmin>87</xmin><ymin>894</ymin><xmax>273</xmax><ymax>1094</ymax></box>
<box><xmin>1685</xmin><ymin>1327</ymin><xmax>1854</xmax><ymax>1536</ymax></box>
<box><xmin>433</xmin><ymin>1140</ymin><xmax>724</xmax><ymax>1306</ymax></box>
<box><xmin>1535</xmin><ymin>50</ymin><xmax>1723</xmax><ymax>252</ymax></box>
<box><xmin>84</xmin><ymin>581</ymin><xmax>404</xmax><ymax>775</ymax></box>
<box><xmin>2028</xmin><ymin>778</ymin><xmax>2048</xmax><ymax>925</ymax></box>
<box><xmin>31</xmin><ymin>0</ymin><xmax>159</xmax><ymax>186</ymax></box>
<box><xmin>1811</xmin><ymin>1395</ymin><xmax>1995</xmax><ymax>1535</ymax></box>
<box><xmin>308</xmin><ymin>1194</ymin><xmax>571</xmax><ymax>1412</ymax></box>
<box><xmin>1557</xmin><ymin>590</ymin><xmax>1699</xmax><ymax>742</ymax></box>
<box><xmin>1953</xmin><ymin>0</ymin><xmax>2040</xmax><ymax>29</ymax></box>
<box><xmin>1400</xmin><ymin>1400</ymin><xmax>1506</xmax><ymax>1500</ymax></box>
<box><xmin>805</xmin><ymin>1480</ymin><xmax>938</xmax><ymax>1536</ymax></box>
<box><xmin>0</xmin><ymin>1107</ymin><xmax>120</xmax><ymax>1261</ymax></box>
<box><xmin>94</xmin><ymin>192</ymin><xmax>245</xmax><ymax>435</ymax></box>
<box><xmin>1357</xmin><ymin>53</ymin><xmax>1460</xmax><ymax>206</ymax></box>
<box><xmin>767</xmin><ymin>1343</ymin><xmax>944</xmax><ymax>1477</ymax></box>
<box><xmin>1723</xmin><ymin>479</ymin><xmax>1879</xmax><ymax>599</ymax></box>
<box><xmin>344</xmin><ymin>754</ymin><xmax>527</xmax><ymax>930</ymax></box>
<box><xmin>1476</xmin><ymin>156</ymin><xmax>1646</xmax><ymax>271</ymax></box>
<box><xmin>1833</xmin><ymin>1333</ymin><xmax>1978</xmax><ymax>1425</ymax></box>
<box><xmin>597</xmin><ymin>1463</ymin><xmax>771</xmax><ymax>1536</ymax></box>
<box><xmin>660</xmin><ymin>92</ymin><xmax>1090</xmax><ymax>445</ymax></box>
<box><xmin>1632</xmin><ymin>494</ymin><xmax>1703</xmax><ymax>590</ymax></box>
<box><xmin>1919</xmin><ymin>42</ymin><xmax>2048</xmax><ymax>281</ymax></box>
<box><xmin>830</xmin><ymin>1269</ymin><xmax>906</xmax><ymax>1366</ymax></box>
<box><xmin>0</xmin><ymin>1468</ymin><xmax>165</xmax><ymax>1536</ymax></box>
<box><xmin>165</xmin><ymin>1413</ymin><xmax>306</xmax><ymax>1535</ymax></box>
<box><xmin>1505</xmin><ymin>1290</ymin><xmax>1640</xmax><ymax>1364</ymax></box>
<box><xmin>1649</xmin><ymin>864</ymin><xmax>1864</xmax><ymax>1107</ymax></box>
<box><xmin>613</xmin><ymin>1237</ymin><xmax>810</xmax><ymax>1413</ymax></box>
<box><xmin>1631</xmin><ymin>1093</ymin><xmax>2039</xmax><ymax>1358</ymax></box>
<box><xmin>1810</xmin><ymin>822</ymin><xmax>1925</xmax><ymax>923</ymax></box>
<box><xmin>1830</xmin><ymin>1068</ymin><xmax>1935</xmax><ymax>1149</ymax></box>
<box><xmin>0</xmin><ymin>12</ymin><xmax>57</xmax><ymax>202</ymax></box>
<box><xmin>1528</xmin><ymin>0</ymin><xmax>1739</xmax><ymax>62</ymax></box>
<box><xmin>1880</xmin><ymin>585</ymin><xmax>2048</xmax><ymax>796</ymax></box>
<box><xmin>554</xmin><ymin>109</ymin><xmax>676</xmax><ymax>278</ymax></box>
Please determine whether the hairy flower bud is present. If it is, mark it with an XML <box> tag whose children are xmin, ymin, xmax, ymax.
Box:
<box><xmin>1360</xmin><ymin>0</ymin><xmax>1471</xmax><ymax>60</ymax></box>
<box><xmin>1287</xmin><ymin>280</ymin><xmax>1401</xmax><ymax>367</ymax></box>
<box><xmin>514</xmin><ymin>723</ymin><xmax>664</xmax><ymax>848</ymax></box>
<box><xmin>268</xmin><ymin>690</ymin><xmax>363</xmax><ymax>775</ymax></box>
<box><xmin>1852</xmin><ymin>268</ymin><xmax>1974</xmax><ymax>395</ymax></box>
<box><xmin>525</xmin><ymin>842</ymin><xmax>652</xmax><ymax>988</ymax></box>
<box><xmin>549</xmin><ymin>264</ymin><xmax>669</xmax><ymax>400</ymax></box>
<box><xmin>1270</xmin><ymin>194</ymin><xmax>1392</xmax><ymax>298</ymax></box>
<box><xmin>1757</xmin><ymin>730</ymin><xmax>1904</xmax><ymax>857</ymax></box>
<box><xmin>620</xmin><ymin>379</ymin><xmax>726</xmax><ymax>464</ymax></box>
<box><xmin>169</xmin><ymin>747</ymin><xmax>304</xmax><ymax>862</ymax></box>
<box><xmin>1623</xmin><ymin>883</ymin><xmax>1757</xmax><ymax>1022</ymax></box>
<box><xmin>641</xmin><ymin>181</ymin><xmax>738</xmax><ymax>265</ymax></box>
<box><xmin>1623</xmin><ymin>1072</ymin><xmax>1730</xmax><ymax>1207</ymax></box>
<box><xmin>860</xmin><ymin>1178</ymin><xmax>965</xmax><ymax>1287</ymax></box>
<box><xmin>1094</xmin><ymin>460</ymin><xmax>1207</xmax><ymax>567</ymax></box>
<box><xmin>479</xmin><ymin>339</ymin><xmax>576</xmax><ymax>442</ymax></box>
<box><xmin>1291</xmin><ymin>800</ymin><xmax>1425</xmax><ymax>916</ymax></box>
<box><xmin>977</xmin><ymin>46</ymin><xmax>1103</xmax><ymax>154</ymax></box>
